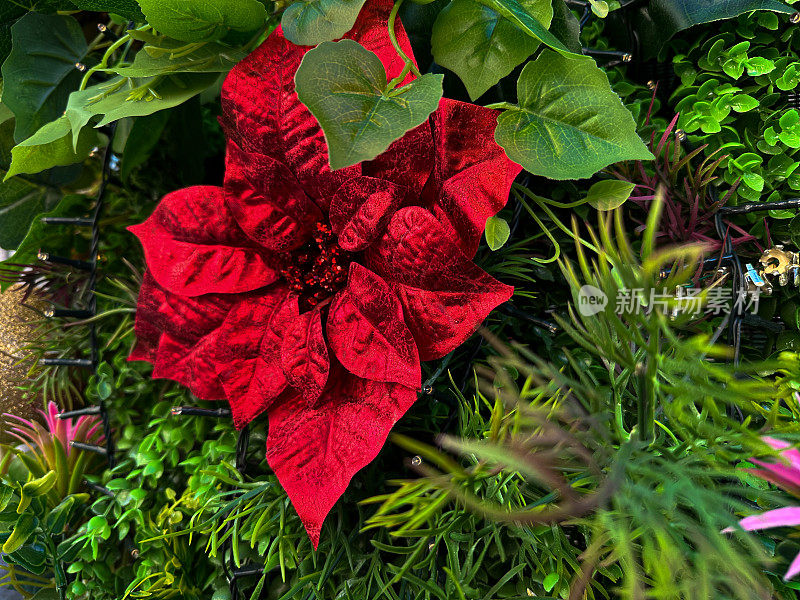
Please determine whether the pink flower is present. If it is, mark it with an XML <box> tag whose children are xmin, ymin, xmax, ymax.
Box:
<box><xmin>726</xmin><ymin>437</ymin><xmax>800</xmax><ymax>580</ymax></box>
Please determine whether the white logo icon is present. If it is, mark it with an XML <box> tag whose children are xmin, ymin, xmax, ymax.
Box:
<box><xmin>577</xmin><ymin>285</ymin><xmax>607</xmax><ymax>316</ymax></box>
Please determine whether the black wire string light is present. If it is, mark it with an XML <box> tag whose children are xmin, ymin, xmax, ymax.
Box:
<box><xmin>713</xmin><ymin>198</ymin><xmax>800</xmax><ymax>362</ymax></box>
<box><xmin>26</xmin><ymin>126</ymin><xmax>118</xmax><ymax>598</ymax></box>
<box><xmin>47</xmin><ymin>127</ymin><xmax>117</xmax><ymax>469</ymax></box>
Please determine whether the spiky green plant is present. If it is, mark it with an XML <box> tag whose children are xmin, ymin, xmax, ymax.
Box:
<box><xmin>365</xmin><ymin>194</ymin><xmax>800</xmax><ymax>599</ymax></box>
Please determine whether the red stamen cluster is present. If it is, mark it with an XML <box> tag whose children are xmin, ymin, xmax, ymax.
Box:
<box><xmin>280</xmin><ymin>222</ymin><xmax>351</xmax><ymax>308</ymax></box>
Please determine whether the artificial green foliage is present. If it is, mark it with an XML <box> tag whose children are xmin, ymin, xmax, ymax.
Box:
<box><xmin>667</xmin><ymin>11</ymin><xmax>800</xmax><ymax>204</ymax></box>
<box><xmin>484</xmin><ymin>215</ymin><xmax>511</xmax><ymax>250</ymax></box>
<box><xmin>65</xmin><ymin>73</ymin><xmax>219</xmax><ymax>142</ymax></box>
<box><xmin>0</xmin><ymin>194</ymin><xmax>87</xmax><ymax>286</ymax></box>
<box><xmin>494</xmin><ymin>51</ymin><xmax>653</xmax><ymax>180</ymax></box>
<box><xmin>549</xmin><ymin>0</ymin><xmax>582</xmax><ymax>53</ymax></box>
<box><xmin>119</xmin><ymin>111</ymin><xmax>172</xmax><ymax>181</ymax></box>
<box><xmin>0</xmin><ymin>3</ymin><xmax>26</xmax><ymax>66</ymax></box>
<box><xmin>295</xmin><ymin>39</ymin><xmax>444</xmax><ymax>169</ymax></box>
<box><xmin>0</xmin><ymin>106</ymin><xmax>78</xmax><ymax>250</ymax></box>
<box><xmin>0</xmin><ymin>402</ymin><xmax>105</xmax><ymax>598</ymax></box>
<box><xmin>136</xmin><ymin>0</ymin><xmax>268</xmax><ymax>42</ymax></box>
<box><xmin>0</xmin><ymin>177</ymin><xmax>60</xmax><ymax>251</ymax></box>
<box><xmin>368</xmin><ymin>205</ymin><xmax>800</xmax><ymax>599</ymax></box>
<box><xmin>633</xmin><ymin>0</ymin><xmax>797</xmax><ymax>59</ymax></box>
<box><xmin>109</xmin><ymin>39</ymin><xmax>248</xmax><ymax>78</ymax></box>
<box><xmin>0</xmin><ymin>9</ymin><xmax>268</xmax><ymax>259</ymax></box>
<box><xmin>472</xmin><ymin>0</ymin><xmax>574</xmax><ymax>55</ymax></box>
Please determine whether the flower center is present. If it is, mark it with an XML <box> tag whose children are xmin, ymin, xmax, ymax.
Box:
<box><xmin>279</xmin><ymin>222</ymin><xmax>352</xmax><ymax>309</ymax></box>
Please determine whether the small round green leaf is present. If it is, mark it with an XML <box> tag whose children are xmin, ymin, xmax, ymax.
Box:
<box><xmin>729</xmin><ymin>94</ymin><xmax>758</xmax><ymax>113</ymax></box>
<box><xmin>543</xmin><ymin>572</ymin><xmax>559</xmax><ymax>592</ymax></box>
<box><xmin>484</xmin><ymin>216</ymin><xmax>511</xmax><ymax>250</ymax></box>
<box><xmin>585</xmin><ymin>180</ymin><xmax>636</xmax><ymax>210</ymax></box>
<box><xmin>589</xmin><ymin>0</ymin><xmax>608</xmax><ymax>17</ymax></box>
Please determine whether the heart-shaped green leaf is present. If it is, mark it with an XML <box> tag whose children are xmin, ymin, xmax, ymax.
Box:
<box><xmin>282</xmin><ymin>0</ymin><xmax>368</xmax><ymax>45</ymax></box>
<box><xmin>295</xmin><ymin>39</ymin><xmax>443</xmax><ymax>170</ymax></box>
<box><xmin>495</xmin><ymin>51</ymin><xmax>653</xmax><ymax>180</ymax></box>
<box><xmin>1</xmin><ymin>13</ymin><xmax>88</xmax><ymax>142</ymax></box>
<box><xmin>137</xmin><ymin>0</ymin><xmax>268</xmax><ymax>42</ymax></box>
<box><xmin>730</xmin><ymin>94</ymin><xmax>759</xmax><ymax>112</ymax></box>
<box><xmin>474</xmin><ymin>0</ymin><xmax>575</xmax><ymax>56</ymax></box>
<box><xmin>432</xmin><ymin>0</ymin><xmax>553</xmax><ymax>100</ymax></box>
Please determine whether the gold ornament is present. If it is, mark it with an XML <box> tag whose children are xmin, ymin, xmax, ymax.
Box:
<box><xmin>0</xmin><ymin>285</ymin><xmax>41</xmax><ymax>440</ymax></box>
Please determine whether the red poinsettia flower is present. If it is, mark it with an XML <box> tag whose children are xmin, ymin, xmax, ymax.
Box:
<box><xmin>128</xmin><ymin>0</ymin><xmax>520</xmax><ymax>547</ymax></box>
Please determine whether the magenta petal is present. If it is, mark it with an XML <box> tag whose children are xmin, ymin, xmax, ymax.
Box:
<box><xmin>734</xmin><ymin>506</ymin><xmax>800</xmax><ymax>531</ymax></box>
<box><xmin>763</xmin><ymin>436</ymin><xmax>800</xmax><ymax>471</ymax></box>
<box><xmin>786</xmin><ymin>552</ymin><xmax>800</xmax><ymax>580</ymax></box>
<box><xmin>750</xmin><ymin>459</ymin><xmax>800</xmax><ymax>492</ymax></box>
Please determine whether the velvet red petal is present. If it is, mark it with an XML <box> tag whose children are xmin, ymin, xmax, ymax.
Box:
<box><xmin>128</xmin><ymin>186</ymin><xmax>278</xmax><ymax>297</ymax></box>
<box><xmin>281</xmin><ymin>308</ymin><xmax>329</xmax><ymax>407</ymax></box>
<box><xmin>367</xmin><ymin>206</ymin><xmax>513</xmax><ymax>360</ymax></box>
<box><xmin>327</xmin><ymin>263</ymin><xmax>420</xmax><ymax>388</ymax></box>
<box><xmin>363</xmin><ymin>120</ymin><xmax>434</xmax><ymax>197</ymax></box>
<box><xmin>350</xmin><ymin>0</ymin><xmax>416</xmax><ymax>81</ymax></box>
<box><xmin>214</xmin><ymin>290</ymin><xmax>298</xmax><ymax>428</ymax></box>
<box><xmin>426</xmin><ymin>98</ymin><xmax>522</xmax><ymax>258</ymax></box>
<box><xmin>219</xmin><ymin>0</ymin><xmax>413</xmax><ymax>207</ymax></box>
<box><xmin>129</xmin><ymin>270</ymin><xmax>166</xmax><ymax>363</ymax></box>
<box><xmin>266</xmin><ymin>369</ymin><xmax>417</xmax><ymax>548</ymax></box>
<box><xmin>224</xmin><ymin>140</ymin><xmax>323</xmax><ymax>252</ymax></box>
<box><xmin>150</xmin><ymin>285</ymin><xmax>238</xmax><ymax>400</ymax></box>
<box><xmin>329</xmin><ymin>176</ymin><xmax>410</xmax><ymax>251</ymax></box>
<box><xmin>219</xmin><ymin>29</ymin><xmax>353</xmax><ymax>207</ymax></box>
